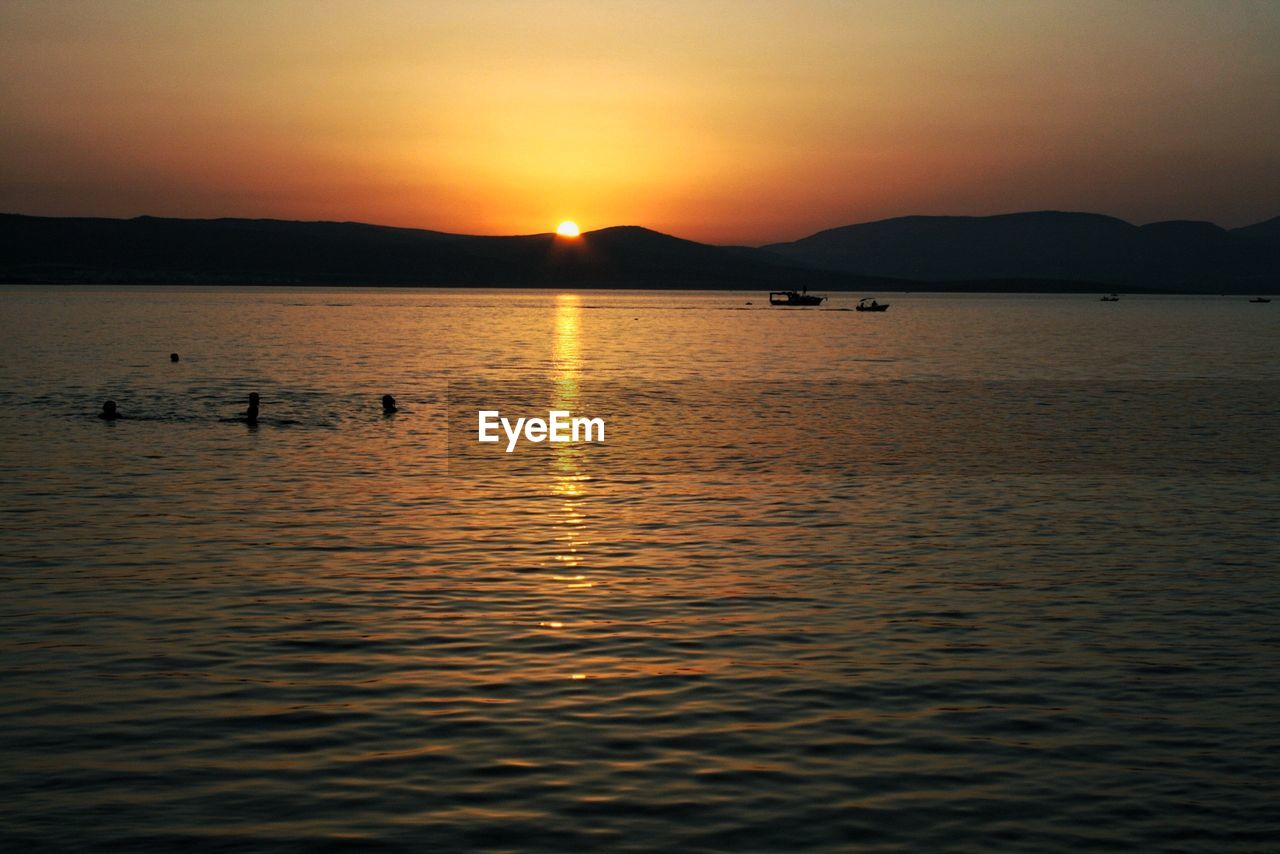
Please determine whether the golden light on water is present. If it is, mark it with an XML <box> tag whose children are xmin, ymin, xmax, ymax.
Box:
<box><xmin>547</xmin><ymin>293</ymin><xmax>592</xmax><ymax>678</ymax></box>
<box><xmin>551</xmin><ymin>293</ymin><xmax>587</xmax><ymax>563</ymax></box>
<box><xmin>552</xmin><ymin>293</ymin><xmax>582</xmax><ymax>383</ymax></box>
<box><xmin>549</xmin><ymin>293</ymin><xmax>591</xmax><ymax>601</ymax></box>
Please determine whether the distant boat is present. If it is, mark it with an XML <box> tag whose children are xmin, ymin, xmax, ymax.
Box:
<box><xmin>769</xmin><ymin>289</ymin><xmax>826</xmax><ymax>306</ymax></box>
<box><xmin>856</xmin><ymin>297</ymin><xmax>889</xmax><ymax>312</ymax></box>
<box><xmin>1100</xmin><ymin>293</ymin><xmax>1120</xmax><ymax>302</ymax></box>
<box><xmin>1249</xmin><ymin>297</ymin><xmax>1271</xmax><ymax>303</ymax></box>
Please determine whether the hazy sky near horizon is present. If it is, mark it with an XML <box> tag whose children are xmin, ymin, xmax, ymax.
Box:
<box><xmin>2</xmin><ymin>0</ymin><xmax>1278</xmax><ymax>244</ymax></box>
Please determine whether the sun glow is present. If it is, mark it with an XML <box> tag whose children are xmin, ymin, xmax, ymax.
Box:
<box><xmin>556</xmin><ymin>221</ymin><xmax>580</xmax><ymax>238</ymax></box>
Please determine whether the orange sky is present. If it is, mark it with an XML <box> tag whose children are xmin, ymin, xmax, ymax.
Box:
<box><xmin>2</xmin><ymin>0</ymin><xmax>1278</xmax><ymax>244</ymax></box>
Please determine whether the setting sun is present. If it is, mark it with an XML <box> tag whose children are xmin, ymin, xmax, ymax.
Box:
<box><xmin>556</xmin><ymin>221</ymin><xmax>580</xmax><ymax>238</ymax></box>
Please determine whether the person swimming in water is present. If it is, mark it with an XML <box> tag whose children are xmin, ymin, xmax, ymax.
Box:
<box><xmin>170</xmin><ymin>353</ymin><xmax>180</xmax><ymax>362</ymax></box>
<box><xmin>245</xmin><ymin>392</ymin><xmax>260</xmax><ymax>426</ymax></box>
<box><xmin>382</xmin><ymin>394</ymin><xmax>397</xmax><ymax>414</ymax></box>
<box><xmin>99</xmin><ymin>400</ymin><xmax>121</xmax><ymax>420</ymax></box>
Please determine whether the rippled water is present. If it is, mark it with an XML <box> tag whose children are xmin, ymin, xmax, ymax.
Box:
<box><xmin>1</xmin><ymin>287</ymin><xmax>1278</xmax><ymax>851</ymax></box>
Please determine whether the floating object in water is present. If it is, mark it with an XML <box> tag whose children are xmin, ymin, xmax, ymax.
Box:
<box><xmin>170</xmin><ymin>353</ymin><xmax>180</xmax><ymax>362</ymax></box>
<box><xmin>856</xmin><ymin>297</ymin><xmax>889</xmax><ymax>312</ymax></box>
<box><xmin>99</xmin><ymin>400</ymin><xmax>121</xmax><ymax>420</ymax></box>
<box><xmin>382</xmin><ymin>394</ymin><xmax>397</xmax><ymax>414</ymax></box>
<box><xmin>1100</xmin><ymin>293</ymin><xmax>1120</xmax><ymax>302</ymax></box>
<box><xmin>769</xmin><ymin>289</ymin><xmax>825</xmax><ymax>306</ymax></box>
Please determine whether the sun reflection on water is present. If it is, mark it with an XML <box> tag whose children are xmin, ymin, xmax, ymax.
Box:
<box><xmin>547</xmin><ymin>293</ymin><xmax>595</xmax><ymax>677</ymax></box>
<box><xmin>550</xmin><ymin>293</ymin><xmax>588</xmax><ymax>569</ymax></box>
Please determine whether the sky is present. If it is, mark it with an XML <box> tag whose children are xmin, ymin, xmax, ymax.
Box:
<box><xmin>2</xmin><ymin>0</ymin><xmax>1278</xmax><ymax>244</ymax></box>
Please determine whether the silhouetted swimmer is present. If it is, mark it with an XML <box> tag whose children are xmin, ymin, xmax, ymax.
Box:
<box><xmin>382</xmin><ymin>394</ymin><xmax>397</xmax><ymax>415</ymax></box>
<box><xmin>170</xmin><ymin>353</ymin><xmax>180</xmax><ymax>362</ymax></box>
<box><xmin>99</xmin><ymin>400</ymin><xmax>121</xmax><ymax>420</ymax></box>
<box><xmin>245</xmin><ymin>392</ymin><xmax>260</xmax><ymax>426</ymax></box>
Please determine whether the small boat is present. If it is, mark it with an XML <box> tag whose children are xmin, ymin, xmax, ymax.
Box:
<box><xmin>1249</xmin><ymin>297</ymin><xmax>1271</xmax><ymax>303</ymax></box>
<box><xmin>769</xmin><ymin>288</ymin><xmax>826</xmax><ymax>306</ymax></box>
<box><xmin>855</xmin><ymin>297</ymin><xmax>889</xmax><ymax>312</ymax></box>
<box><xmin>1100</xmin><ymin>293</ymin><xmax>1120</xmax><ymax>302</ymax></box>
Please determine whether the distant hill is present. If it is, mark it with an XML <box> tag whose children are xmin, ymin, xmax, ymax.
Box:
<box><xmin>0</xmin><ymin>214</ymin><xmax>866</xmax><ymax>289</ymax></box>
<box><xmin>1231</xmin><ymin>215</ymin><xmax>1280</xmax><ymax>253</ymax></box>
<box><xmin>764</xmin><ymin>211</ymin><xmax>1280</xmax><ymax>292</ymax></box>
<box><xmin>3</xmin><ymin>211</ymin><xmax>1276</xmax><ymax>291</ymax></box>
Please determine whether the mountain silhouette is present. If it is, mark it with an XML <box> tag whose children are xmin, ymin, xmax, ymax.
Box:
<box><xmin>0</xmin><ymin>214</ymin><xmax>866</xmax><ymax>289</ymax></box>
<box><xmin>2</xmin><ymin>211</ymin><xmax>1276</xmax><ymax>291</ymax></box>
<box><xmin>764</xmin><ymin>211</ymin><xmax>1279</xmax><ymax>291</ymax></box>
<box><xmin>1231</xmin><ymin>215</ymin><xmax>1280</xmax><ymax>255</ymax></box>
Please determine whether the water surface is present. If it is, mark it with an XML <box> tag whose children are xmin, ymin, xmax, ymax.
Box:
<box><xmin>1</xmin><ymin>288</ymin><xmax>1277</xmax><ymax>851</ymax></box>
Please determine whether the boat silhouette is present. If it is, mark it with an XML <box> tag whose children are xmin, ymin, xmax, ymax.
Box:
<box><xmin>769</xmin><ymin>288</ymin><xmax>826</xmax><ymax>306</ymax></box>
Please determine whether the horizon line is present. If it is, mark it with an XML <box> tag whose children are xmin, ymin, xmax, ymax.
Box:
<box><xmin>2</xmin><ymin>208</ymin><xmax>1277</xmax><ymax>248</ymax></box>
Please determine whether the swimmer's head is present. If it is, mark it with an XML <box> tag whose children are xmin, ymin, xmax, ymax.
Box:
<box><xmin>170</xmin><ymin>353</ymin><xmax>179</xmax><ymax>362</ymax></box>
<box><xmin>382</xmin><ymin>394</ymin><xmax>397</xmax><ymax>413</ymax></box>
<box><xmin>102</xmin><ymin>400</ymin><xmax>117</xmax><ymax>415</ymax></box>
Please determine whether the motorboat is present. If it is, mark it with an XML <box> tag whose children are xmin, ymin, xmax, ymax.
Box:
<box><xmin>1249</xmin><ymin>297</ymin><xmax>1271</xmax><ymax>303</ymax></box>
<box><xmin>769</xmin><ymin>289</ymin><xmax>826</xmax><ymax>306</ymax></box>
<box><xmin>855</xmin><ymin>297</ymin><xmax>889</xmax><ymax>312</ymax></box>
<box><xmin>1100</xmin><ymin>293</ymin><xmax>1120</xmax><ymax>302</ymax></box>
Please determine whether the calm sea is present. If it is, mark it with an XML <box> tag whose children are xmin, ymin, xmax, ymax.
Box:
<box><xmin>1</xmin><ymin>287</ymin><xmax>1277</xmax><ymax>851</ymax></box>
